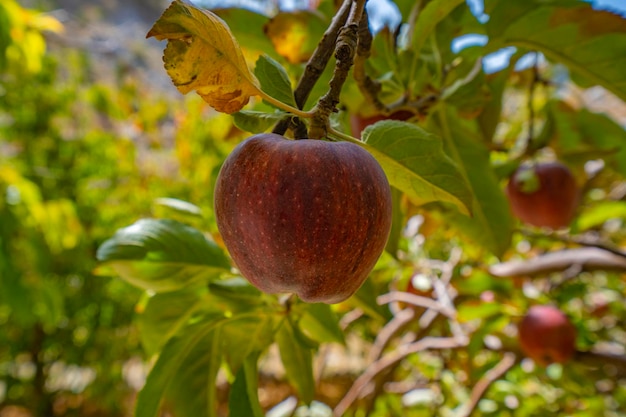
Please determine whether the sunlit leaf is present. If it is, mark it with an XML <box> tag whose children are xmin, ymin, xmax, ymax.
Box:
<box><xmin>433</xmin><ymin>109</ymin><xmax>514</xmax><ymax>256</ymax></box>
<box><xmin>153</xmin><ymin>197</ymin><xmax>203</xmax><ymax>218</ymax></box>
<box><xmin>297</xmin><ymin>303</ymin><xmax>345</xmax><ymax>344</ymax></box>
<box><xmin>361</xmin><ymin>120</ymin><xmax>473</xmax><ymax>216</ymax></box>
<box><xmin>574</xmin><ymin>201</ymin><xmax>626</xmax><ymax>231</ymax></box>
<box><xmin>457</xmin><ymin>301</ymin><xmax>503</xmax><ymax>322</ymax></box>
<box><xmin>31</xmin><ymin>199</ymin><xmax>84</xmax><ymax>254</ymax></box>
<box><xmin>485</xmin><ymin>0</ymin><xmax>626</xmax><ymax>101</ymax></box>
<box><xmin>96</xmin><ymin>218</ymin><xmax>230</xmax><ymax>292</ymax></box>
<box><xmin>276</xmin><ymin>318</ymin><xmax>315</xmax><ymax>403</ymax></box>
<box><xmin>147</xmin><ymin>0</ymin><xmax>262</xmax><ymax>113</ymax></box>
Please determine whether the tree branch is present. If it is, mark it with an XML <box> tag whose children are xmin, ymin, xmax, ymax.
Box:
<box><xmin>353</xmin><ymin>7</ymin><xmax>385</xmax><ymax>112</ymax></box>
<box><xmin>309</xmin><ymin>0</ymin><xmax>365</xmax><ymax>139</ymax></box>
<box><xmin>489</xmin><ymin>247</ymin><xmax>626</xmax><ymax>278</ymax></box>
<box><xmin>333</xmin><ymin>336</ymin><xmax>468</xmax><ymax>416</ymax></box>
<box><xmin>575</xmin><ymin>349</ymin><xmax>626</xmax><ymax>377</ymax></box>
<box><xmin>272</xmin><ymin>0</ymin><xmax>352</xmax><ymax>136</ymax></box>
<box><xmin>377</xmin><ymin>291</ymin><xmax>456</xmax><ymax>319</ymax></box>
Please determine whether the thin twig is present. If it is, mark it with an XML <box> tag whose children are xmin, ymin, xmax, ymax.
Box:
<box><xmin>309</xmin><ymin>0</ymin><xmax>366</xmax><ymax>139</ymax></box>
<box><xmin>293</xmin><ymin>0</ymin><xmax>353</xmax><ymax>109</ymax></box>
<box><xmin>367</xmin><ymin>308</ymin><xmax>416</xmax><ymax>363</ymax></box>
<box><xmin>272</xmin><ymin>0</ymin><xmax>352</xmax><ymax>135</ymax></box>
<box><xmin>353</xmin><ymin>7</ymin><xmax>385</xmax><ymax>112</ymax></box>
<box><xmin>333</xmin><ymin>336</ymin><xmax>468</xmax><ymax>416</ymax></box>
<box><xmin>458</xmin><ymin>353</ymin><xmax>517</xmax><ymax>417</ymax></box>
<box><xmin>377</xmin><ymin>291</ymin><xmax>456</xmax><ymax>318</ymax></box>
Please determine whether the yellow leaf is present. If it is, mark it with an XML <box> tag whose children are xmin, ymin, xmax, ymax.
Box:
<box><xmin>147</xmin><ymin>0</ymin><xmax>261</xmax><ymax>113</ymax></box>
<box><xmin>263</xmin><ymin>11</ymin><xmax>326</xmax><ymax>64</ymax></box>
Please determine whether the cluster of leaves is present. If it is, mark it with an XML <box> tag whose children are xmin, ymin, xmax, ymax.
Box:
<box><xmin>0</xmin><ymin>1</ymin><xmax>236</xmax><ymax>415</ymax></box>
<box><xmin>94</xmin><ymin>0</ymin><xmax>626</xmax><ymax>416</ymax></box>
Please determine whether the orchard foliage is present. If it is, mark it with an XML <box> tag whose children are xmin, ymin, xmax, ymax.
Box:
<box><xmin>1</xmin><ymin>0</ymin><xmax>626</xmax><ymax>416</ymax></box>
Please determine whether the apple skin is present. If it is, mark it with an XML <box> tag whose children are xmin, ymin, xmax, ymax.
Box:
<box><xmin>505</xmin><ymin>162</ymin><xmax>579</xmax><ymax>229</ymax></box>
<box><xmin>214</xmin><ymin>133</ymin><xmax>392</xmax><ymax>304</ymax></box>
<box><xmin>518</xmin><ymin>305</ymin><xmax>577</xmax><ymax>366</ymax></box>
<box><xmin>350</xmin><ymin>110</ymin><xmax>414</xmax><ymax>138</ymax></box>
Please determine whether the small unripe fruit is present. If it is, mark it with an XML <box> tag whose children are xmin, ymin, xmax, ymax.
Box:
<box><xmin>518</xmin><ymin>305</ymin><xmax>577</xmax><ymax>366</ymax></box>
<box><xmin>506</xmin><ymin>162</ymin><xmax>579</xmax><ymax>229</ymax></box>
<box><xmin>214</xmin><ymin>133</ymin><xmax>392</xmax><ymax>304</ymax></box>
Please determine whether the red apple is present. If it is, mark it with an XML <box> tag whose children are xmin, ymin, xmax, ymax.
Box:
<box><xmin>350</xmin><ymin>110</ymin><xmax>414</xmax><ymax>138</ymax></box>
<box><xmin>505</xmin><ymin>161</ymin><xmax>579</xmax><ymax>229</ymax></box>
<box><xmin>214</xmin><ymin>133</ymin><xmax>392</xmax><ymax>304</ymax></box>
<box><xmin>518</xmin><ymin>305</ymin><xmax>577</xmax><ymax>366</ymax></box>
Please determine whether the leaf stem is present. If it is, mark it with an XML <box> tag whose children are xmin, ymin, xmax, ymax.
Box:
<box><xmin>258</xmin><ymin>90</ymin><xmax>314</xmax><ymax>119</ymax></box>
<box><xmin>327</xmin><ymin>126</ymin><xmax>361</xmax><ymax>144</ymax></box>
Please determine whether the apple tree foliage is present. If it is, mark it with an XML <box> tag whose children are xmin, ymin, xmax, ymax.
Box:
<box><xmin>95</xmin><ymin>0</ymin><xmax>626</xmax><ymax>415</ymax></box>
<box><xmin>2</xmin><ymin>0</ymin><xmax>626</xmax><ymax>416</ymax></box>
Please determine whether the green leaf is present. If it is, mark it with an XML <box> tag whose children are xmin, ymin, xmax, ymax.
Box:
<box><xmin>276</xmin><ymin>318</ymin><xmax>315</xmax><ymax>404</ymax></box>
<box><xmin>410</xmin><ymin>0</ymin><xmax>466</xmax><ymax>57</ymax></box>
<box><xmin>476</xmin><ymin>56</ymin><xmax>522</xmax><ymax>142</ymax></box>
<box><xmin>164</xmin><ymin>328</ymin><xmax>222</xmax><ymax>417</ymax></box>
<box><xmin>385</xmin><ymin>187</ymin><xmax>405</xmax><ymax>259</ymax></box>
<box><xmin>361</xmin><ymin>120</ymin><xmax>473</xmax><ymax>216</ymax></box>
<box><xmin>297</xmin><ymin>303</ymin><xmax>345</xmax><ymax>345</ymax></box>
<box><xmin>153</xmin><ymin>197</ymin><xmax>203</xmax><ymax>218</ymax></box>
<box><xmin>574</xmin><ymin>201</ymin><xmax>626</xmax><ymax>231</ymax></box>
<box><xmin>434</xmin><ymin>109</ymin><xmax>514</xmax><ymax>256</ymax></box>
<box><xmin>457</xmin><ymin>302</ymin><xmax>503</xmax><ymax>322</ymax></box>
<box><xmin>0</xmin><ymin>4</ymin><xmax>10</xmax><ymax>71</ymax></box>
<box><xmin>441</xmin><ymin>54</ymin><xmax>491</xmax><ymax>118</ymax></box>
<box><xmin>233</xmin><ymin>110</ymin><xmax>288</xmax><ymax>134</ymax></box>
<box><xmin>228</xmin><ymin>353</ymin><xmax>264</xmax><ymax>417</ymax></box>
<box><xmin>135</xmin><ymin>314</ymin><xmax>226</xmax><ymax>417</ymax></box>
<box><xmin>135</xmin><ymin>311</ymin><xmax>277</xmax><ymax>417</ymax></box>
<box><xmin>97</xmin><ymin>219</ymin><xmax>230</xmax><ymax>292</ymax></box>
<box><xmin>221</xmin><ymin>313</ymin><xmax>276</xmax><ymax>374</ymax></box>
<box><xmin>136</xmin><ymin>289</ymin><xmax>205</xmax><ymax>356</ymax></box>
<box><xmin>207</xmin><ymin>277</ymin><xmax>264</xmax><ymax>312</ymax></box>
<box><xmin>254</xmin><ymin>54</ymin><xmax>296</xmax><ymax>108</ymax></box>
<box><xmin>209</xmin><ymin>277</ymin><xmax>260</xmax><ymax>298</ymax></box>
<box><xmin>484</xmin><ymin>0</ymin><xmax>626</xmax><ymax>102</ymax></box>
<box><xmin>542</xmin><ymin>100</ymin><xmax>626</xmax><ymax>175</ymax></box>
